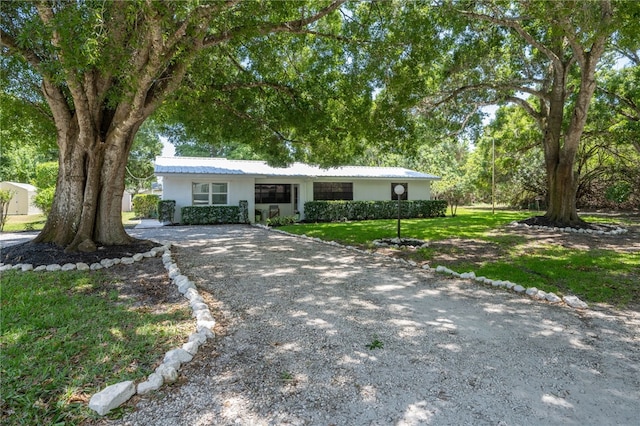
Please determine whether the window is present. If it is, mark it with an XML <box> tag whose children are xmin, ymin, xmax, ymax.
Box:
<box><xmin>192</xmin><ymin>182</ymin><xmax>228</xmax><ymax>205</ymax></box>
<box><xmin>255</xmin><ymin>184</ymin><xmax>291</xmax><ymax>204</ymax></box>
<box><xmin>391</xmin><ymin>183</ymin><xmax>408</xmax><ymax>200</ymax></box>
<box><xmin>313</xmin><ymin>182</ymin><xmax>353</xmax><ymax>200</ymax></box>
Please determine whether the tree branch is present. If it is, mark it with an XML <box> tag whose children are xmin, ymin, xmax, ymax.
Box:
<box><xmin>208</xmin><ymin>96</ymin><xmax>301</xmax><ymax>147</ymax></box>
<box><xmin>458</xmin><ymin>6</ymin><xmax>564</xmax><ymax>72</ymax></box>
<box><xmin>217</xmin><ymin>81</ymin><xmax>296</xmax><ymax>98</ymax></box>
<box><xmin>202</xmin><ymin>0</ymin><xmax>347</xmax><ymax>47</ymax></box>
<box><xmin>0</xmin><ymin>29</ymin><xmax>42</xmax><ymax>68</ymax></box>
<box><xmin>598</xmin><ymin>86</ymin><xmax>640</xmax><ymax>119</ymax></box>
<box><xmin>505</xmin><ymin>96</ymin><xmax>544</xmax><ymax>125</ymax></box>
<box><xmin>36</xmin><ymin>1</ymin><xmax>96</xmax><ymax>138</ymax></box>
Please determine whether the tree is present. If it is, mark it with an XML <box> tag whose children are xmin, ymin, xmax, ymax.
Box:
<box><xmin>382</xmin><ymin>1</ymin><xmax>635</xmax><ymax>226</ymax></box>
<box><xmin>471</xmin><ymin>105</ymin><xmax>547</xmax><ymax>208</ymax></box>
<box><xmin>0</xmin><ymin>189</ymin><xmax>14</xmax><ymax>231</ymax></box>
<box><xmin>1</xmin><ymin>0</ymin><xmax>348</xmax><ymax>251</ymax></box>
<box><xmin>0</xmin><ymin>92</ymin><xmax>57</xmax><ymax>183</ymax></box>
<box><xmin>31</xmin><ymin>161</ymin><xmax>58</xmax><ymax>215</ymax></box>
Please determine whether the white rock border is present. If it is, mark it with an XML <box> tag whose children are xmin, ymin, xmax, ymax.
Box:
<box><xmin>509</xmin><ymin>221</ymin><xmax>628</xmax><ymax>236</ymax></box>
<box><xmin>0</xmin><ymin>244</ymin><xmax>215</xmax><ymax>416</ymax></box>
<box><xmin>87</xmin><ymin>244</ymin><xmax>216</xmax><ymax>415</ymax></box>
<box><xmin>256</xmin><ymin>224</ymin><xmax>591</xmax><ymax>311</ymax></box>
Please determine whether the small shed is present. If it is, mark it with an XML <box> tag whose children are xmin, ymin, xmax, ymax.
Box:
<box><xmin>0</xmin><ymin>182</ymin><xmax>42</xmax><ymax>215</ymax></box>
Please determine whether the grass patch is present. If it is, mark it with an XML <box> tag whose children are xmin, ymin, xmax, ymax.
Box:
<box><xmin>453</xmin><ymin>247</ymin><xmax>640</xmax><ymax>307</ymax></box>
<box><xmin>1</xmin><ymin>214</ymin><xmax>47</xmax><ymax>232</ymax></box>
<box><xmin>122</xmin><ymin>211</ymin><xmax>141</xmax><ymax>228</ymax></box>
<box><xmin>0</xmin><ymin>270</ymin><xmax>191</xmax><ymax>424</ymax></box>
<box><xmin>2</xmin><ymin>212</ymin><xmax>140</xmax><ymax>232</ymax></box>
<box><xmin>282</xmin><ymin>208</ymin><xmax>539</xmax><ymax>245</ymax></box>
<box><xmin>281</xmin><ymin>208</ymin><xmax>638</xmax><ymax>307</ymax></box>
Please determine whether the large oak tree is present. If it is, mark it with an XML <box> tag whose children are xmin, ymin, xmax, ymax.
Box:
<box><xmin>1</xmin><ymin>0</ymin><xmax>347</xmax><ymax>251</ymax></box>
<box><xmin>380</xmin><ymin>0</ymin><xmax>637</xmax><ymax>226</ymax></box>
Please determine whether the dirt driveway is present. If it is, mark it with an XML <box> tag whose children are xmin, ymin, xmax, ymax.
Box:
<box><xmin>116</xmin><ymin>225</ymin><xmax>640</xmax><ymax>426</ymax></box>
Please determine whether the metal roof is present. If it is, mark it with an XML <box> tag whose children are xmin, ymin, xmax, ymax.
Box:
<box><xmin>0</xmin><ymin>181</ymin><xmax>38</xmax><ymax>191</ymax></box>
<box><xmin>154</xmin><ymin>157</ymin><xmax>440</xmax><ymax>180</ymax></box>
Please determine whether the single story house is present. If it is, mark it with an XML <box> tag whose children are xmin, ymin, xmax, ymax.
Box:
<box><xmin>0</xmin><ymin>181</ymin><xmax>41</xmax><ymax>215</ymax></box>
<box><xmin>155</xmin><ymin>156</ymin><xmax>440</xmax><ymax>223</ymax></box>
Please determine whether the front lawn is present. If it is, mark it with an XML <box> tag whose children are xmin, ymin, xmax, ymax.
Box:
<box><xmin>281</xmin><ymin>208</ymin><xmax>538</xmax><ymax>245</ymax></box>
<box><xmin>1</xmin><ymin>214</ymin><xmax>47</xmax><ymax>232</ymax></box>
<box><xmin>279</xmin><ymin>208</ymin><xmax>639</xmax><ymax>307</ymax></box>
<box><xmin>0</xmin><ymin>270</ymin><xmax>192</xmax><ymax>424</ymax></box>
<box><xmin>2</xmin><ymin>212</ymin><xmax>140</xmax><ymax>232</ymax></box>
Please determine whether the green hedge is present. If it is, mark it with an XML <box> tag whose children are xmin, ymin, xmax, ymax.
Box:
<box><xmin>158</xmin><ymin>200</ymin><xmax>176</xmax><ymax>223</ymax></box>
<box><xmin>303</xmin><ymin>200</ymin><xmax>447</xmax><ymax>222</ymax></box>
<box><xmin>266</xmin><ymin>215</ymin><xmax>297</xmax><ymax>227</ymax></box>
<box><xmin>181</xmin><ymin>206</ymin><xmax>241</xmax><ymax>225</ymax></box>
<box><xmin>133</xmin><ymin>194</ymin><xmax>160</xmax><ymax>218</ymax></box>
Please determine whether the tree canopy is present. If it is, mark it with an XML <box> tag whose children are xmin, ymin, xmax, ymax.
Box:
<box><xmin>1</xmin><ymin>0</ymin><xmax>637</xmax><ymax>251</ymax></box>
<box><xmin>1</xmin><ymin>0</ymin><xmax>364</xmax><ymax>250</ymax></box>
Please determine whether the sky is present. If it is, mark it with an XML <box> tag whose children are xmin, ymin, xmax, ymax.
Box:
<box><xmin>161</xmin><ymin>136</ymin><xmax>175</xmax><ymax>157</ymax></box>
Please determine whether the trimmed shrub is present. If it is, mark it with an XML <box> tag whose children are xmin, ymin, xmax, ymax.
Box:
<box><xmin>266</xmin><ymin>215</ymin><xmax>297</xmax><ymax>227</ymax></box>
<box><xmin>304</xmin><ymin>200</ymin><xmax>447</xmax><ymax>222</ymax></box>
<box><xmin>181</xmin><ymin>206</ymin><xmax>241</xmax><ymax>225</ymax></box>
<box><xmin>133</xmin><ymin>194</ymin><xmax>160</xmax><ymax>218</ymax></box>
<box><xmin>158</xmin><ymin>200</ymin><xmax>176</xmax><ymax>223</ymax></box>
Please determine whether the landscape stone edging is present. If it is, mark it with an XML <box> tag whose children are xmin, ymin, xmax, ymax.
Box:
<box><xmin>256</xmin><ymin>223</ymin><xmax>591</xmax><ymax>311</ymax></box>
<box><xmin>87</xmin><ymin>243</ymin><xmax>217</xmax><ymax>416</ymax></box>
<box><xmin>509</xmin><ymin>221</ymin><xmax>628</xmax><ymax>235</ymax></box>
<box><xmin>0</xmin><ymin>243</ymin><xmax>215</xmax><ymax>416</ymax></box>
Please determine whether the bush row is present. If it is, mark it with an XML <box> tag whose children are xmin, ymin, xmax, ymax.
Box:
<box><xmin>266</xmin><ymin>215</ymin><xmax>297</xmax><ymax>227</ymax></box>
<box><xmin>303</xmin><ymin>200</ymin><xmax>447</xmax><ymax>222</ymax></box>
<box><xmin>181</xmin><ymin>205</ymin><xmax>241</xmax><ymax>225</ymax></box>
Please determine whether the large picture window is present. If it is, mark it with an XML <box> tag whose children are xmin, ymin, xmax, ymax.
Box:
<box><xmin>255</xmin><ymin>184</ymin><xmax>291</xmax><ymax>204</ymax></box>
<box><xmin>313</xmin><ymin>182</ymin><xmax>353</xmax><ymax>200</ymax></box>
<box><xmin>391</xmin><ymin>183</ymin><xmax>408</xmax><ymax>200</ymax></box>
<box><xmin>192</xmin><ymin>182</ymin><xmax>228</xmax><ymax>205</ymax></box>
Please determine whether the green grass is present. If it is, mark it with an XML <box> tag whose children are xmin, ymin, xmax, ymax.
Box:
<box><xmin>281</xmin><ymin>208</ymin><xmax>539</xmax><ymax>245</ymax></box>
<box><xmin>453</xmin><ymin>246</ymin><xmax>640</xmax><ymax>306</ymax></box>
<box><xmin>1</xmin><ymin>214</ymin><xmax>47</xmax><ymax>232</ymax></box>
<box><xmin>0</xmin><ymin>271</ymin><xmax>192</xmax><ymax>424</ymax></box>
<box><xmin>122</xmin><ymin>211</ymin><xmax>141</xmax><ymax>228</ymax></box>
<box><xmin>2</xmin><ymin>212</ymin><xmax>140</xmax><ymax>232</ymax></box>
<box><xmin>280</xmin><ymin>208</ymin><xmax>639</xmax><ymax>307</ymax></box>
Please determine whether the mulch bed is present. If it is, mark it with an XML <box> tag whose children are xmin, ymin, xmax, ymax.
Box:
<box><xmin>1</xmin><ymin>239</ymin><xmax>160</xmax><ymax>267</ymax></box>
<box><xmin>518</xmin><ymin>215</ymin><xmax>619</xmax><ymax>231</ymax></box>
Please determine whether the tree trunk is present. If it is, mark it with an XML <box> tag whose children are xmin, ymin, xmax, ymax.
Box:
<box><xmin>539</xmin><ymin>59</ymin><xmax>583</xmax><ymax>227</ymax></box>
<box><xmin>545</xmin><ymin>157</ymin><xmax>582</xmax><ymax>226</ymax></box>
<box><xmin>34</xmin><ymin>110</ymin><xmax>138</xmax><ymax>251</ymax></box>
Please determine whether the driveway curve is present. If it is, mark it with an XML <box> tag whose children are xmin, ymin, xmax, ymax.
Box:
<box><xmin>116</xmin><ymin>225</ymin><xmax>639</xmax><ymax>425</ymax></box>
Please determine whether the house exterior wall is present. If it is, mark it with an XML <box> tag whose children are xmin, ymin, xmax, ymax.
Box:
<box><xmin>348</xmin><ymin>179</ymin><xmax>432</xmax><ymax>201</ymax></box>
<box><xmin>161</xmin><ymin>175</ymin><xmax>256</xmax><ymax>223</ymax></box>
<box><xmin>161</xmin><ymin>174</ymin><xmax>434</xmax><ymax>223</ymax></box>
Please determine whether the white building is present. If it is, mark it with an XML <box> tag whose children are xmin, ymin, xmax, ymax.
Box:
<box><xmin>155</xmin><ymin>157</ymin><xmax>440</xmax><ymax>223</ymax></box>
<box><xmin>0</xmin><ymin>182</ymin><xmax>41</xmax><ymax>215</ymax></box>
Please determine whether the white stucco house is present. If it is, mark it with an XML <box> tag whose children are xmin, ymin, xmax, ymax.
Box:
<box><xmin>155</xmin><ymin>156</ymin><xmax>440</xmax><ymax>223</ymax></box>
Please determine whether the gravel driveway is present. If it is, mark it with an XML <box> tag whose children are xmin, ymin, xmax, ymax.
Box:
<box><xmin>115</xmin><ymin>225</ymin><xmax>638</xmax><ymax>425</ymax></box>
